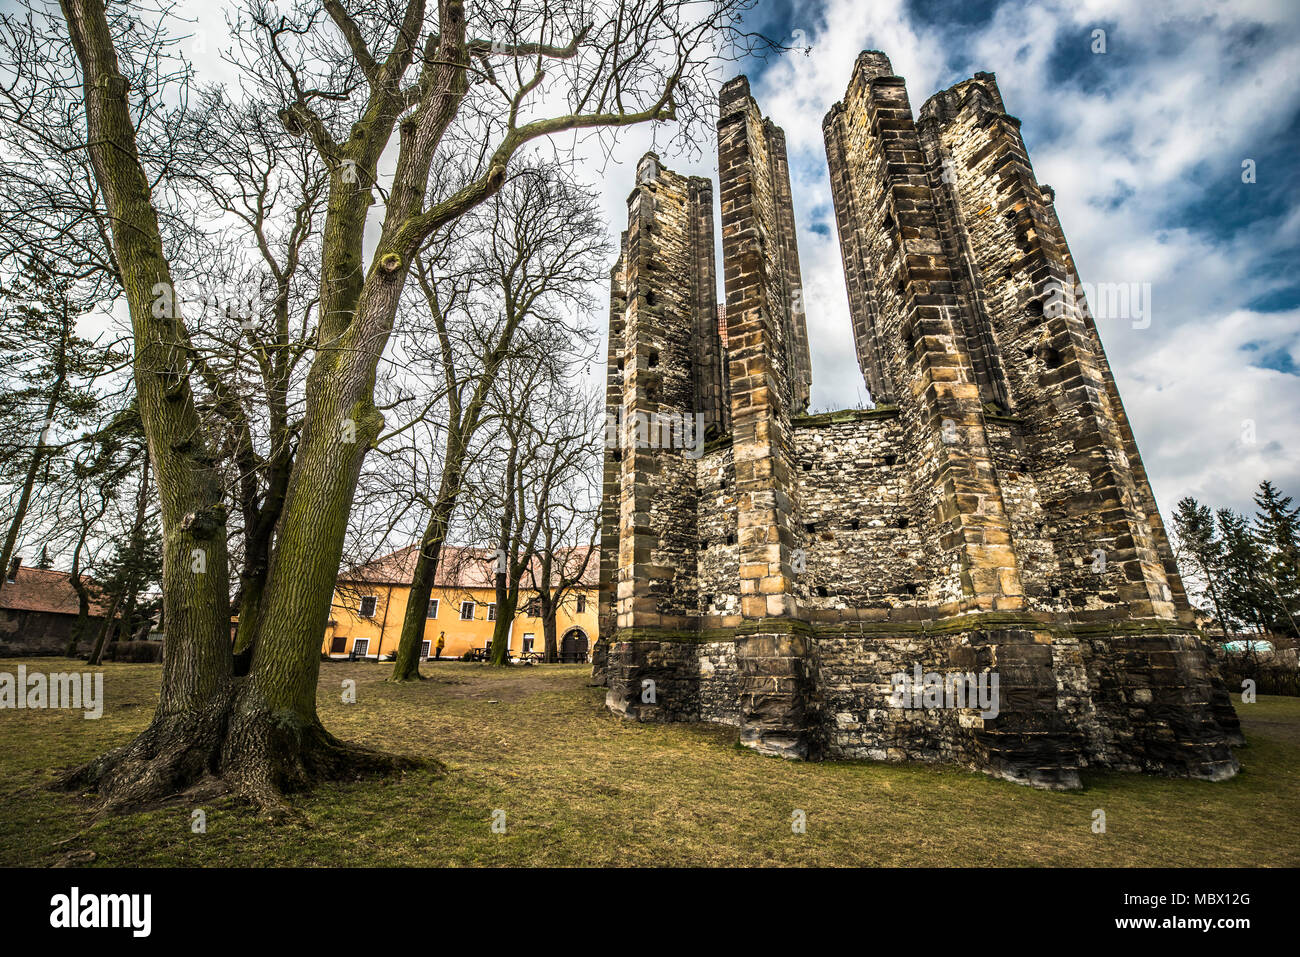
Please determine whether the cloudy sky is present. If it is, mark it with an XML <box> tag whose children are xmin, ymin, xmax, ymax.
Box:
<box><xmin>91</xmin><ymin>0</ymin><xmax>1300</xmax><ymax>521</ymax></box>
<box><xmin>580</xmin><ymin>0</ymin><xmax>1300</xmax><ymax>519</ymax></box>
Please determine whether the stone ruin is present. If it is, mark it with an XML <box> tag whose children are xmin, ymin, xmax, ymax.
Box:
<box><xmin>592</xmin><ymin>51</ymin><xmax>1242</xmax><ymax>788</ymax></box>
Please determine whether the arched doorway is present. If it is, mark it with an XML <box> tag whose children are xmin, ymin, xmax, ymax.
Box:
<box><xmin>559</xmin><ymin>627</ymin><xmax>590</xmax><ymax>663</ymax></box>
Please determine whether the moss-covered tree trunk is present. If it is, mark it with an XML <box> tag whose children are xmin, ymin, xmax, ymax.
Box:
<box><xmin>54</xmin><ymin>0</ymin><xmax>422</xmax><ymax>812</ymax></box>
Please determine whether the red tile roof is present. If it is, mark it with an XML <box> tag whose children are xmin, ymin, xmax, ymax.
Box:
<box><xmin>0</xmin><ymin>566</ymin><xmax>108</xmax><ymax>617</ymax></box>
<box><xmin>339</xmin><ymin>544</ymin><xmax>598</xmax><ymax>589</ymax></box>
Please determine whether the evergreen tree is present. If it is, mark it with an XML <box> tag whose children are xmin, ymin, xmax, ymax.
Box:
<box><xmin>1253</xmin><ymin>481</ymin><xmax>1300</xmax><ymax>639</ymax></box>
<box><xmin>1216</xmin><ymin>509</ymin><xmax>1270</xmax><ymax>635</ymax></box>
<box><xmin>1171</xmin><ymin>496</ymin><xmax>1230</xmax><ymax>632</ymax></box>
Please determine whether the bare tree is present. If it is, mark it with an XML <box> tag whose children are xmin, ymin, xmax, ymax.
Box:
<box><xmin>524</xmin><ymin>418</ymin><xmax>600</xmax><ymax>663</ymax></box>
<box><xmin>388</xmin><ymin>162</ymin><xmax>607</xmax><ymax>680</ymax></box>
<box><xmin>474</xmin><ymin>324</ymin><xmax>595</xmax><ymax>667</ymax></box>
<box><xmin>30</xmin><ymin>0</ymin><xmax>765</xmax><ymax>811</ymax></box>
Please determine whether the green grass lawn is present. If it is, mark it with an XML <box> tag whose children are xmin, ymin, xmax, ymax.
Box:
<box><xmin>1</xmin><ymin>657</ymin><xmax>1297</xmax><ymax>866</ymax></box>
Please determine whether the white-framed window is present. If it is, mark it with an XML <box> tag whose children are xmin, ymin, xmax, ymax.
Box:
<box><xmin>522</xmin><ymin>634</ymin><xmax>535</xmax><ymax>654</ymax></box>
<box><xmin>487</xmin><ymin>603</ymin><xmax>497</xmax><ymax>621</ymax></box>
<box><xmin>460</xmin><ymin>600</ymin><xmax>475</xmax><ymax>620</ymax></box>
<box><xmin>576</xmin><ymin>594</ymin><xmax>587</xmax><ymax>613</ymax></box>
<box><xmin>359</xmin><ymin>596</ymin><xmax>378</xmax><ymax>618</ymax></box>
<box><xmin>421</xmin><ymin>640</ymin><xmax>431</xmax><ymax>659</ymax></box>
<box><xmin>426</xmin><ymin>599</ymin><xmax>439</xmax><ymax>619</ymax></box>
<box><xmin>352</xmin><ymin>638</ymin><xmax>370</xmax><ymax>657</ymax></box>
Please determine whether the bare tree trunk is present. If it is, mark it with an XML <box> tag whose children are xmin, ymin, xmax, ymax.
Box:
<box><xmin>64</xmin><ymin>529</ymin><xmax>93</xmax><ymax>658</ymax></box>
<box><xmin>390</xmin><ymin>470</ymin><xmax>458</xmax><ymax>681</ymax></box>
<box><xmin>489</xmin><ymin>587</ymin><xmax>516</xmax><ymax>667</ymax></box>
<box><xmin>542</xmin><ymin>602</ymin><xmax>559</xmax><ymax>664</ymax></box>
<box><xmin>86</xmin><ymin>592</ymin><xmax>120</xmax><ymax>666</ymax></box>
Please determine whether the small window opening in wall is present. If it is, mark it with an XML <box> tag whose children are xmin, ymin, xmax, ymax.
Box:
<box><xmin>647</xmin><ymin>350</ymin><xmax>659</xmax><ymax>368</ymax></box>
<box><xmin>804</xmin><ymin>522</ymin><xmax>817</xmax><ymax>533</ymax></box>
<box><xmin>884</xmin><ymin>454</ymin><xmax>898</xmax><ymax>466</ymax></box>
<box><xmin>883</xmin><ymin>213</ymin><xmax>894</xmax><ymax>232</ymax></box>
<box><xmin>1050</xmin><ymin>586</ymin><xmax>1062</xmax><ymax>598</ymax></box>
<box><xmin>897</xmin><ymin>517</ymin><xmax>910</xmax><ymax>529</ymax></box>
<box><xmin>725</xmin><ymin>534</ymin><xmax>736</xmax><ymax>546</ymax></box>
<box><xmin>1026</xmin><ymin>298</ymin><xmax>1044</xmax><ymax>320</ymax></box>
<box><xmin>815</xmin><ymin>586</ymin><xmax>830</xmax><ymax>598</ymax></box>
<box><xmin>847</xmin><ymin>519</ymin><xmax>860</xmax><ymax>531</ymax></box>
<box><xmin>616</xmin><ymin>358</ymin><xmax>624</xmax><ymax>372</ymax></box>
<box><xmin>645</xmin><ymin>290</ymin><xmax>658</xmax><ymax>307</ymax></box>
<box><xmin>612</xmin><ymin>449</ymin><xmax>622</xmax><ymax>463</ymax></box>
<box><xmin>801</xmin><ymin>462</ymin><xmax>813</xmax><ymax>472</ymax></box>
<box><xmin>701</xmin><ymin>593</ymin><xmax>714</xmax><ymax>607</ymax></box>
<box><xmin>904</xmin><ymin>583</ymin><xmax>919</xmax><ymax>596</ymax></box>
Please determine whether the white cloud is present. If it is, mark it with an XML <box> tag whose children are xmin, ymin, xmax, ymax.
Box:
<box><xmin>737</xmin><ymin>0</ymin><xmax>1300</xmax><ymax>514</ymax></box>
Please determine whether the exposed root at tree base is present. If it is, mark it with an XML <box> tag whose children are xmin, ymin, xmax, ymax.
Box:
<box><xmin>54</xmin><ymin>687</ymin><xmax>431</xmax><ymax>820</ymax></box>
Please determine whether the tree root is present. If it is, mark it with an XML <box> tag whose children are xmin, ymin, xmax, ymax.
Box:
<box><xmin>54</xmin><ymin>684</ymin><xmax>431</xmax><ymax>820</ymax></box>
<box><xmin>386</xmin><ymin>672</ymin><xmax>429</xmax><ymax>683</ymax></box>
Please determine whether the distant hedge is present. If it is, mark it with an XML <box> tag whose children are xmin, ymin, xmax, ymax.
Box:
<box><xmin>1219</xmin><ymin>659</ymin><xmax>1300</xmax><ymax>697</ymax></box>
<box><xmin>103</xmin><ymin>641</ymin><xmax>164</xmax><ymax>663</ymax></box>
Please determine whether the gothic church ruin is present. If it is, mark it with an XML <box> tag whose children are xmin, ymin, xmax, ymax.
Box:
<box><xmin>594</xmin><ymin>51</ymin><xmax>1242</xmax><ymax>788</ymax></box>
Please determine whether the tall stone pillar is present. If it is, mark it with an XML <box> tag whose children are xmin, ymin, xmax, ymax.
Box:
<box><xmin>604</xmin><ymin>153</ymin><xmax>727</xmax><ymax>718</ymax></box>
<box><xmin>916</xmin><ymin>73</ymin><xmax>1176</xmax><ymax>619</ymax></box>
<box><xmin>717</xmin><ymin>77</ymin><xmax>812</xmax><ymax>757</ymax></box>
<box><xmin>823</xmin><ymin>52</ymin><xmax>1024</xmax><ymax>613</ymax></box>
<box><xmin>594</xmin><ymin>244</ymin><xmax>628</xmax><ymax>685</ymax></box>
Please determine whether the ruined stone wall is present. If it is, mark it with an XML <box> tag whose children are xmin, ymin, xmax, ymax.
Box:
<box><xmin>717</xmin><ymin>76</ymin><xmax>804</xmax><ymax>623</ymax></box>
<box><xmin>765</xmin><ymin>122</ymin><xmax>813</xmax><ymax>415</ymax></box>
<box><xmin>1041</xmin><ymin>197</ymin><xmax>1192</xmax><ymax>618</ymax></box>
<box><xmin>596</xmin><ymin>247</ymin><xmax>627</xmax><ymax>663</ymax></box>
<box><xmin>598</xmin><ymin>56</ymin><xmax>1240</xmax><ymax>790</ymax></box>
<box><xmin>824</xmin><ymin>104</ymin><xmax>896</xmax><ymax>404</ymax></box>
<box><xmin>696</xmin><ymin>442</ymin><xmax>740</xmax><ymax>620</ymax></box>
<box><xmin>983</xmin><ymin>421</ymin><xmax>1065</xmax><ymax>611</ymax></box>
<box><xmin>792</xmin><ymin>410</ymin><xmax>920</xmax><ymax>608</ymax></box>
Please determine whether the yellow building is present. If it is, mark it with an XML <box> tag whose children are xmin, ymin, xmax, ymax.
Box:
<box><xmin>321</xmin><ymin>545</ymin><xmax>598</xmax><ymax>662</ymax></box>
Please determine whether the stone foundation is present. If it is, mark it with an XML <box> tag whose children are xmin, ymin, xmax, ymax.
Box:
<box><xmin>604</xmin><ymin>618</ymin><xmax>1240</xmax><ymax>788</ymax></box>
